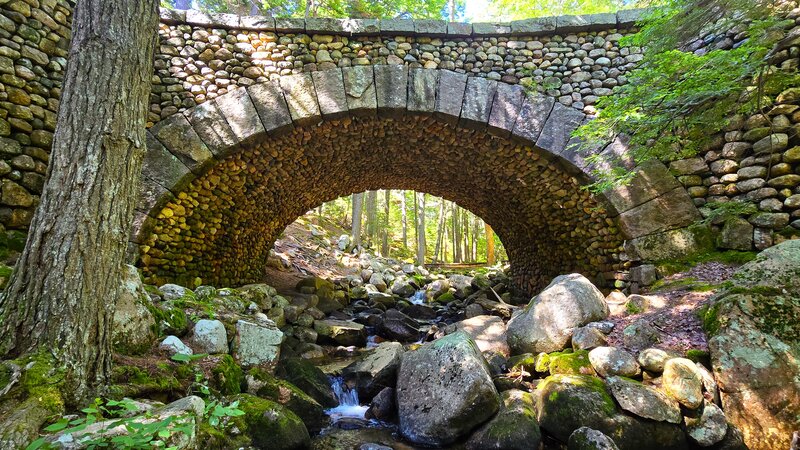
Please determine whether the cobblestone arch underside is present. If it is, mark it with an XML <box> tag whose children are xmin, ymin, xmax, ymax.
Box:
<box><xmin>137</xmin><ymin>114</ymin><xmax>625</xmax><ymax>293</ymax></box>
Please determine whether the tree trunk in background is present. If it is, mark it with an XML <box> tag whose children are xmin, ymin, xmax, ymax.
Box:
<box><xmin>400</xmin><ymin>190</ymin><xmax>408</xmax><ymax>251</ymax></box>
<box><xmin>365</xmin><ymin>190</ymin><xmax>378</xmax><ymax>246</ymax></box>
<box><xmin>449</xmin><ymin>0</ymin><xmax>456</xmax><ymax>21</ymax></box>
<box><xmin>382</xmin><ymin>190</ymin><xmax>390</xmax><ymax>256</ymax></box>
<box><xmin>453</xmin><ymin>204</ymin><xmax>461</xmax><ymax>263</ymax></box>
<box><xmin>0</xmin><ymin>0</ymin><xmax>159</xmax><ymax>407</ymax></box>
<box><xmin>463</xmin><ymin>212</ymin><xmax>471</xmax><ymax>263</ymax></box>
<box><xmin>472</xmin><ymin>215</ymin><xmax>479</xmax><ymax>262</ymax></box>
<box><xmin>485</xmin><ymin>223</ymin><xmax>495</xmax><ymax>265</ymax></box>
<box><xmin>305</xmin><ymin>0</ymin><xmax>313</xmax><ymax>17</ymax></box>
<box><xmin>351</xmin><ymin>193</ymin><xmax>364</xmax><ymax>247</ymax></box>
<box><xmin>415</xmin><ymin>192</ymin><xmax>426</xmax><ymax>265</ymax></box>
<box><xmin>433</xmin><ymin>199</ymin><xmax>445</xmax><ymax>262</ymax></box>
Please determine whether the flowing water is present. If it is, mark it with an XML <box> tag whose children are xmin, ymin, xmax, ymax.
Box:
<box><xmin>325</xmin><ymin>376</ymin><xmax>369</xmax><ymax>422</ymax></box>
<box><xmin>410</xmin><ymin>289</ymin><xmax>426</xmax><ymax>305</ymax></box>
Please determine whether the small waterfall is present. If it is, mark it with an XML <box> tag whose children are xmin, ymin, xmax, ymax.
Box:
<box><xmin>326</xmin><ymin>376</ymin><xmax>369</xmax><ymax>421</ymax></box>
<box><xmin>410</xmin><ymin>289</ymin><xmax>426</xmax><ymax>305</ymax></box>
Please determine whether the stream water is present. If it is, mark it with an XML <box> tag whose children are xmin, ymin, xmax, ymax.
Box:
<box><xmin>325</xmin><ymin>376</ymin><xmax>369</xmax><ymax>423</ymax></box>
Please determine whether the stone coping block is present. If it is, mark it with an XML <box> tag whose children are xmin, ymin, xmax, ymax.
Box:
<box><xmin>159</xmin><ymin>7</ymin><xmax>647</xmax><ymax>35</ymax></box>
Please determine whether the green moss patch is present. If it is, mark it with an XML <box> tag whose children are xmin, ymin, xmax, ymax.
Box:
<box><xmin>210</xmin><ymin>355</ymin><xmax>243</xmax><ymax>395</ymax></box>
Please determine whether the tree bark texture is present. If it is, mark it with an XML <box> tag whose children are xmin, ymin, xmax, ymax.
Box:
<box><xmin>381</xmin><ymin>190</ymin><xmax>390</xmax><ymax>256</ymax></box>
<box><xmin>351</xmin><ymin>192</ymin><xmax>363</xmax><ymax>247</ymax></box>
<box><xmin>0</xmin><ymin>0</ymin><xmax>159</xmax><ymax>406</ymax></box>
<box><xmin>415</xmin><ymin>192</ymin><xmax>426</xmax><ymax>266</ymax></box>
<box><xmin>365</xmin><ymin>190</ymin><xmax>378</xmax><ymax>246</ymax></box>
<box><xmin>485</xmin><ymin>224</ymin><xmax>496</xmax><ymax>265</ymax></box>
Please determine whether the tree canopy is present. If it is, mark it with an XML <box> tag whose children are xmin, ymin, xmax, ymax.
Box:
<box><xmin>164</xmin><ymin>0</ymin><xmax>459</xmax><ymax>19</ymax></box>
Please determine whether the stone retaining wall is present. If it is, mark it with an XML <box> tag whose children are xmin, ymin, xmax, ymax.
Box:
<box><xmin>0</xmin><ymin>0</ymin><xmax>71</xmax><ymax>230</ymax></box>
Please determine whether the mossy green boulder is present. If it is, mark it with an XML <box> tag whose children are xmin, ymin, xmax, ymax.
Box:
<box><xmin>275</xmin><ymin>357</ymin><xmax>337</xmax><ymax>407</ymax></box>
<box><xmin>546</xmin><ymin>350</ymin><xmax>593</xmax><ymax>375</ymax></box>
<box><xmin>702</xmin><ymin>240</ymin><xmax>800</xmax><ymax>450</ymax></box>
<box><xmin>205</xmin><ymin>394</ymin><xmax>309</xmax><ymax>450</ymax></box>
<box><xmin>247</xmin><ymin>367</ymin><xmax>328</xmax><ymax>433</ymax></box>
<box><xmin>465</xmin><ymin>389</ymin><xmax>541</xmax><ymax>450</ymax></box>
<box><xmin>535</xmin><ymin>375</ymin><xmax>687</xmax><ymax>450</ymax></box>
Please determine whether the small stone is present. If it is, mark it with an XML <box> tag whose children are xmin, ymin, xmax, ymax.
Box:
<box><xmin>192</xmin><ymin>319</ymin><xmax>228</xmax><ymax>354</ymax></box>
<box><xmin>571</xmin><ymin>326</ymin><xmax>607</xmax><ymax>351</ymax></box>
<box><xmin>160</xmin><ymin>336</ymin><xmax>192</xmax><ymax>356</ymax></box>
<box><xmin>588</xmin><ymin>346</ymin><xmax>641</xmax><ymax>377</ymax></box>
<box><xmin>637</xmin><ymin>348</ymin><xmax>671</xmax><ymax>373</ymax></box>
<box><xmin>685</xmin><ymin>401</ymin><xmax>728</xmax><ymax>446</ymax></box>
<box><xmin>662</xmin><ymin>358</ymin><xmax>704</xmax><ymax>409</ymax></box>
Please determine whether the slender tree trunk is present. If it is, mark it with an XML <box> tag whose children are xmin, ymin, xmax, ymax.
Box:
<box><xmin>382</xmin><ymin>190</ymin><xmax>390</xmax><ymax>256</ymax></box>
<box><xmin>415</xmin><ymin>192</ymin><xmax>426</xmax><ymax>266</ymax></box>
<box><xmin>433</xmin><ymin>199</ymin><xmax>445</xmax><ymax>262</ymax></box>
<box><xmin>351</xmin><ymin>193</ymin><xmax>363</xmax><ymax>248</ymax></box>
<box><xmin>0</xmin><ymin>0</ymin><xmax>158</xmax><ymax>407</ymax></box>
<box><xmin>365</xmin><ymin>190</ymin><xmax>378</xmax><ymax>247</ymax></box>
<box><xmin>449</xmin><ymin>0</ymin><xmax>456</xmax><ymax>21</ymax></box>
<box><xmin>305</xmin><ymin>0</ymin><xmax>313</xmax><ymax>18</ymax></box>
<box><xmin>452</xmin><ymin>204</ymin><xmax>462</xmax><ymax>263</ymax></box>
<box><xmin>472</xmin><ymin>215</ymin><xmax>479</xmax><ymax>262</ymax></box>
<box><xmin>463</xmin><ymin>212</ymin><xmax>470</xmax><ymax>263</ymax></box>
<box><xmin>485</xmin><ymin>223</ymin><xmax>495</xmax><ymax>265</ymax></box>
<box><xmin>400</xmin><ymin>190</ymin><xmax>408</xmax><ymax>251</ymax></box>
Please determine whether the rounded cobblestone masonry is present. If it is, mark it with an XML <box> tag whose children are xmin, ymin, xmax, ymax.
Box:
<box><xmin>137</xmin><ymin>115</ymin><xmax>625</xmax><ymax>293</ymax></box>
<box><xmin>0</xmin><ymin>0</ymin><xmax>71</xmax><ymax>230</ymax></box>
<box><xmin>150</xmin><ymin>21</ymin><xmax>644</xmax><ymax>123</ymax></box>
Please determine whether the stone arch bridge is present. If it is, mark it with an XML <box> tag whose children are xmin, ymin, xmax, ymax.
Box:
<box><xmin>137</xmin><ymin>7</ymin><xmax>704</xmax><ymax>292</ymax></box>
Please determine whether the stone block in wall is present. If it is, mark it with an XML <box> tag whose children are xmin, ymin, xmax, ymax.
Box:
<box><xmin>604</xmin><ymin>159</ymin><xmax>681</xmax><ymax>214</ymax></box>
<box><xmin>753</xmin><ymin>227</ymin><xmax>773</xmax><ymax>250</ymax></box>
<box><xmin>616</xmin><ymin>8</ymin><xmax>650</xmax><ymax>27</ymax></box>
<box><xmin>718</xmin><ymin>217</ymin><xmax>754</xmax><ymax>251</ymax></box>
<box><xmin>487</xmin><ymin>83</ymin><xmax>524</xmax><ymax>138</ymax></box>
<box><xmin>749</xmin><ymin>212</ymin><xmax>790</xmax><ymax>230</ymax></box>
<box><xmin>407</xmin><ymin>68</ymin><xmax>438</xmax><ymax>114</ymax></box>
<box><xmin>275</xmin><ymin>18</ymin><xmax>306</xmax><ymax>32</ymax></box>
<box><xmin>342</xmin><ymin>66</ymin><xmax>377</xmax><ymax>116</ymax></box>
<box><xmin>311</xmin><ymin>69</ymin><xmax>348</xmax><ymax>120</ymax></box>
<box><xmin>472</xmin><ymin>22</ymin><xmax>511</xmax><ymax>36</ymax></box>
<box><xmin>624</xmin><ymin>225</ymin><xmax>714</xmax><ymax>262</ymax></box>
<box><xmin>446</xmin><ymin>22</ymin><xmax>472</xmax><ymax>36</ymax></box>
<box><xmin>617</xmin><ymin>187</ymin><xmax>701</xmax><ymax>238</ymax></box>
<box><xmin>240</xmin><ymin>15</ymin><xmax>276</xmax><ymax>31</ymax></box>
<box><xmin>753</xmin><ymin>133</ymin><xmax>788</xmax><ymax>154</ymax></box>
<box><xmin>511</xmin><ymin>94</ymin><xmax>555</xmax><ymax>146</ymax></box>
<box><xmin>414</xmin><ymin>19</ymin><xmax>446</xmax><ymax>36</ymax></box>
<box><xmin>374</xmin><ymin>65</ymin><xmax>408</xmax><ymax>119</ymax></box>
<box><xmin>510</xmin><ymin>17</ymin><xmax>556</xmax><ymax>35</ymax></box>
<box><xmin>214</xmin><ymin>87</ymin><xmax>265</xmax><ymax>146</ymax></box>
<box><xmin>459</xmin><ymin>76</ymin><xmax>497</xmax><ymax>130</ymax></box>
<box><xmin>535</xmin><ymin>102</ymin><xmax>584</xmax><ymax>157</ymax></box>
<box><xmin>185</xmin><ymin>10</ymin><xmax>239</xmax><ymax>28</ymax></box>
<box><xmin>556</xmin><ymin>13</ymin><xmax>617</xmax><ymax>33</ymax></box>
<box><xmin>279</xmin><ymin>73</ymin><xmax>322</xmax><ymax>127</ymax></box>
<box><xmin>306</xmin><ymin>18</ymin><xmax>347</xmax><ymax>34</ymax></box>
<box><xmin>434</xmin><ymin>70</ymin><xmax>467</xmax><ymax>125</ymax></box>
<box><xmin>247</xmin><ymin>80</ymin><xmax>294</xmax><ymax>136</ymax></box>
<box><xmin>159</xmin><ymin>8</ymin><xmax>186</xmax><ymax>24</ymax></box>
<box><xmin>184</xmin><ymin>99</ymin><xmax>238</xmax><ymax>157</ymax></box>
<box><xmin>143</xmin><ymin>131</ymin><xmax>191</xmax><ymax>192</ymax></box>
<box><xmin>669</xmin><ymin>157</ymin><xmax>708</xmax><ymax>176</ymax></box>
<box><xmin>380</xmin><ymin>19</ymin><xmax>415</xmax><ymax>34</ymax></box>
<box><xmin>150</xmin><ymin>114</ymin><xmax>214</xmax><ymax>174</ymax></box>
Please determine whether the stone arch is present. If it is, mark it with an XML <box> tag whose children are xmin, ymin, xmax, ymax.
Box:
<box><xmin>134</xmin><ymin>66</ymin><xmax>700</xmax><ymax>292</ymax></box>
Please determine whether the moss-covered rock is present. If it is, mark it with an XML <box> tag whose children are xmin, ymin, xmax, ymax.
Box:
<box><xmin>109</xmin><ymin>363</ymin><xmax>190</xmax><ymax>402</ymax></box>
<box><xmin>231</xmin><ymin>393</ymin><xmax>310</xmax><ymax>450</ymax></box>
<box><xmin>700</xmin><ymin>241</ymin><xmax>800</xmax><ymax>450</ymax></box>
<box><xmin>535</xmin><ymin>375</ymin><xmax>687</xmax><ymax>450</ymax></box>
<box><xmin>247</xmin><ymin>367</ymin><xmax>328</xmax><ymax>433</ymax></box>
<box><xmin>148</xmin><ymin>302</ymin><xmax>190</xmax><ymax>337</ymax></box>
<box><xmin>465</xmin><ymin>389</ymin><xmax>541</xmax><ymax>450</ymax></box>
<box><xmin>546</xmin><ymin>350</ymin><xmax>594</xmax><ymax>375</ymax></box>
<box><xmin>275</xmin><ymin>358</ymin><xmax>337</xmax><ymax>408</ymax></box>
<box><xmin>210</xmin><ymin>355</ymin><xmax>243</xmax><ymax>396</ymax></box>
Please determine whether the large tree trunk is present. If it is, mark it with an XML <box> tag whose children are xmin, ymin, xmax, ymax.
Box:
<box><xmin>433</xmin><ymin>199</ymin><xmax>445</xmax><ymax>262</ymax></box>
<box><xmin>485</xmin><ymin>224</ymin><xmax>496</xmax><ymax>265</ymax></box>
<box><xmin>365</xmin><ymin>190</ymin><xmax>378</xmax><ymax>247</ymax></box>
<box><xmin>351</xmin><ymin>193</ymin><xmax>364</xmax><ymax>248</ymax></box>
<box><xmin>415</xmin><ymin>192</ymin><xmax>426</xmax><ymax>266</ymax></box>
<box><xmin>0</xmin><ymin>0</ymin><xmax>159</xmax><ymax>407</ymax></box>
<box><xmin>400</xmin><ymin>190</ymin><xmax>408</xmax><ymax>251</ymax></box>
<box><xmin>381</xmin><ymin>190</ymin><xmax>390</xmax><ymax>256</ymax></box>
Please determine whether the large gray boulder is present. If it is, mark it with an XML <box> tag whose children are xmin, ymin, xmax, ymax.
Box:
<box><xmin>507</xmin><ymin>274</ymin><xmax>608</xmax><ymax>354</ymax></box>
<box><xmin>342</xmin><ymin>342</ymin><xmax>404</xmax><ymax>401</ymax></box>
<box><xmin>455</xmin><ymin>315</ymin><xmax>510</xmax><ymax>356</ymax></box>
<box><xmin>192</xmin><ymin>319</ymin><xmax>228</xmax><ymax>354</ymax></box>
<box><xmin>465</xmin><ymin>390</ymin><xmax>541</xmax><ymax>450</ymax></box>
<box><xmin>605</xmin><ymin>376</ymin><xmax>681</xmax><ymax>424</ymax></box>
<box><xmin>702</xmin><ymin>240</ymin><xmax>800</xmax><ymax>450</ymax></box>
<box><xmin>396</xmin><ymin>331</ymin><xmax>501</xmax><ymax>446</ymax></box>
<box><xmin>112</xmin><ymin>265</ymin><xmax>156</xmax><ymax>354</ymax></box>
<box><xmin>535</xmin><ymin>375</ymin><xmax>687</xmax><ymax>450</ymax></box>
<box><xmin>234</xmin><ymin>319</ymin><xmax>283</xmax><ymax>367</ymax></box>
